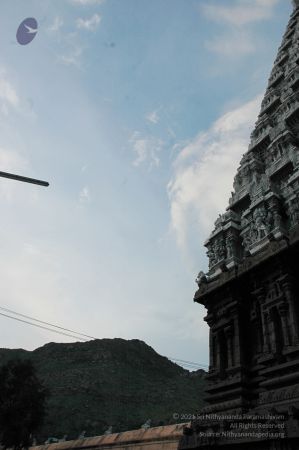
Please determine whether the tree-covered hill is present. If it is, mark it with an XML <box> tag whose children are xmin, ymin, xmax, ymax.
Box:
<box><xmin>0</xmin><ymin>339</ymin><xmax>206</xmax><ymax>443</ymax></box>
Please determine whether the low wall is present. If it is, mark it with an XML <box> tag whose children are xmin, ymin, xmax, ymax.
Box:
<box><xmin>34</xmin><ymin>423</ymin><xmax>189</xmax><ymax>450</ymax></box>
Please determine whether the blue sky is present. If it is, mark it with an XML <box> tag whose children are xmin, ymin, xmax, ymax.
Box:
<box><xmin>0</xmin><ymin>0</ymin><xmax>293</xmax><ymax>367</ymax></box>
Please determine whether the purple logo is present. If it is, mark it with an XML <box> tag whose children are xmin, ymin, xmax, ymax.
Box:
<box><xmin>16</xmin><ymin>18</ymin><xmax>38</xmax><ymax>45</ymax></box>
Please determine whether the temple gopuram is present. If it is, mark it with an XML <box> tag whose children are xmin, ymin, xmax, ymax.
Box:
<box><xmin>179</xmin><ymin>1</ymin><xmax>299</xmax><ymax>449</ymax></box>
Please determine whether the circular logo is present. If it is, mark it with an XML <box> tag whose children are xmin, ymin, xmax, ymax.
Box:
<box><xmin>16</xmin><ymin>18</ymin><xmax>38</xmax><ymax>45</ymax></box>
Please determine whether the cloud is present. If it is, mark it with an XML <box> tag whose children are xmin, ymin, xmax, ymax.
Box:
<box><xmin>0</xmin><ymin>147</ymin><xmax>29</xmax><ymax>202</ymax></box>
<box><xmin>0</xmin><ymin>74</ymin><xmax>19</xmax><ymax>115</ymax></box>
<box><xmin>205</xmin><ymin>30</ymin><xmax>255</xmax><ymax>57</ymax></box>
<box><xmin>0</xmin><ymin>147</ymin><xmax>28</xmax><ymax>172</ymax></box>
<box><xmin>130</xmin><ymin>131</ymin><xmax>164</xmax><ymax>169</ymax></box>
<box><xmin>81</xmin><ymin>164</ymin><xmax>88</xmax><ymax>172</ymax></box>
<box><xmin>146</xmin><ymin>110</ymin><xmax>159</xmax><ymax>125</ymax></box>
<box><xmin>48</xmin><ymin>16</ymin><xmax>64</xmax><ymax>32</ymax></box>
<box><xmin>202</xmin><ymin>0</ymin><xmax>279</xmax><ymax>58</ymax></box>
<box><xmin>201</xmin><ymin>0</ymin><xmax>279</xmax><ymax>27</ymax></box>
<box><xmin>71</xmin><ymin>0</ymin><xmax>105</xmax><ymax>4</ymax></box>
<box><xmin>59</xmin><ymin>46</ymin><xmax>83</xmax><ymax>67</ymax></box>
<box><xmin>167</xmin><ymin>95</ymin><xmax>262</xmax><ymax>254</ymax></box>
<box><xmin>76</xmin><ymin>13</ymin><xmax>101</xmax><ymax>31</ymax></box>
<box><xmin>79</xmin><ymin>186</ymin><xmax>91</xmax><ymax>203</ymax></box>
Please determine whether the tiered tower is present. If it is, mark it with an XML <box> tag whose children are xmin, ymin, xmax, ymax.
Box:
<box><xmin>180</xmin><ymin>2</ymin><xmax>299</xmax><ymax>450</ymax></box>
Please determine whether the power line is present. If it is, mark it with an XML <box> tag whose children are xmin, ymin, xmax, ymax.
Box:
<box><xmin>170</xmin><ymin>359</ymin><xmax>204</xmax><ymax>369</ymax></box>
<box><xmin>0</xmin><ymin>312</ymin><xmax>88</xmax><ymax>342</ymax></box>
<box><xmin>169</xmin><ymin>357</ymin><xmax>208</xmax><ymax>369</ymax></box>
<box><xmin>171</xmin><ymin>359</ymin><xmax>207</xmax><ymax>368</ymax></box>
<box><xmin>0</xmin><ymin>306</ymin><xmax>96</xmax><ymax>340</ymax></box>
<box><xmin>0</xmin><ymin>306</ymin><xmax>208</xmax><ymax>370</ymax></box>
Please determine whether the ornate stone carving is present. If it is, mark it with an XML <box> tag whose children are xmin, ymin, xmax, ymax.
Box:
<box><xmin>196</xmin><ymin>271</ymin><xmax>207</xmax><ymax>287</ymax></box>
<box><xmin>287</xmin><ymin>197</ymin><xmax>299</xmax><ymax>227</ymax></box>
<box><xmin>258</xmin><ymin>384</ymin><xmax>299</xmax><ymax>405</ymax></box>
<box><xmin>187</xmin><ymin>8</ymin><xmax>299</xmax><ymax>449</ymax></box>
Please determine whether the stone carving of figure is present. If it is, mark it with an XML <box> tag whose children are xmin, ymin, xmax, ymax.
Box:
<box><xmin>289</xmin><ymin>199</ymin><xmax>299</xmax><ymax>226</ymax></box>
<box><xmin>281</xmin><ymin>86</ymin><xmax>293</xmax><ymax>102</ymax></box>
<box><xmin>213</xmin><ymin>241</ymin><xmax>221</xmax><ymax>262</ymax></box>
<box><xmin>248</xmin><ymin>221</ymin><xmax>257</xmax><ymax>243</ymax></box>
<box><xmin>253</xmin><ymin>208</ymin><xmax>268</xmax><ymax>240</ymax></box>
<box><xmin>241</xmin><ymin>215</ymin><xmax>249</xmax><ymax>228</ymax></box>
<box><xmin>266</xmin><ymin>209</ymin><xmax>274</xmax><ymax>232</ymax></box>
<box><xmin>214</xmin><ymin>215</ymin><xmax>222</xmax><ymax>229</ymax></box>
<box><xmin>273</xmin><ymin>209</ymin><xmax>282</xmax><ymax>229</ymax></box>
<box><xmin>207</xmin><ymin>247</ymin><xmax>216</xmax><ymax>268</ymax></box>
<box><xmin>233</xmin><ymin>172</ymin><xmax>243</xmax><ymax>191</ymax></box>
<box><xmin>242</xmin><ymin>232</ymin><xmax>252</xmax><ymax>253</ymax></box>
<box><xmin>196</xmin><ymin>271</ymin><xmax>207</xmax><ymax>287</ymax></box>
<box><xmin>226</xmin><ymin>238</ymin><xmax>233</xmax><ymax>259</ymax></box>
<box><xmin>218</xmin><ymin>240</ymin><xmax>227</xmax><ymax>260</ymax></box>
<box><xmin>290</xmin><ymin>146</ymin><xmax>299</xmax><ymax>167</ymax></box>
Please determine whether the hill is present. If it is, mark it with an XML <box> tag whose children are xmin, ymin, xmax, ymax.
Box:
<box><xmin>0</xmin><ymin>339</ymin><xmax>206</xmax><ymax>442</ymax></box>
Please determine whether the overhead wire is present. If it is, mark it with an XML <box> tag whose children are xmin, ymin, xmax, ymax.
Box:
<box><xmin>169</xmin><ymin>357</ymin><xmax>208</xmax><ymax>369</ymax></box>
<box><xmin>0</xmin><ymin>306</ymin><xmax>208</xmax><ymax>369</ymax></box>
<box><xmin>0</xmin><ymin>312</ymin><xmax>88</xmax><ymax>342</ymax></box>
<box><xmin>0</xmin><ymin>306</ymin><xmax>96</xmax><ymax>340</ymax></box>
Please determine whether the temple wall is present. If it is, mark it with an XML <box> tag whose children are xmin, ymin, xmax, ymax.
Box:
<box><xmin>33</xmin><ymin>424</ymin><xmax>187</xmax><ymax>450</ymax></box>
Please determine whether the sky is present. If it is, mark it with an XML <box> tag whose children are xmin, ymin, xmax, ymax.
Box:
<box><xmin>0</xmin><ymin>0</ymin><xmax>293</xmax><ymax>368</ymax></box>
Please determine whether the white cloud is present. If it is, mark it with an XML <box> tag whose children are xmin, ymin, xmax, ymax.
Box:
<box><xmin>201</xmin><ymin>0</ymin><xmax>279</xmax><ymax>27</ymax></box>
<box><xmin>205</xmin><ymin>30</ymin><xmax>255</xmax><ymax>57</ymax></box>
<box><xmin>0</xmin><ymin>147</ymin><xmax>29</xmax><ymax>202</ymax></box>
<box><xmin>59</xmin><ymin>46</ymin><xmax>83</xmax><ymax>67</ymax></box>
<box><xmin>0</xmin><ymin>147</ymin><xmax>28</xmax><ymax>172</ymax></box>
<box><xmin>146</xmin><ymin>110</ymin><xmax>159</xmax><ymax>124</ymax></box>
<box><xmin>76</xmin><ymin>13</ymin><xmax>101</xmax><ymax>31</ymax></box>
<box><xmin>79</xmin><ymin>186</ymin><xmax>91</xmax><ymax>203</ymax></box>
<box><xmin>167</xmin><ymin>95</ymin><xmax>262</xmax><ymax>253</ymax></box>
<box><xmin>48</xmin><ymin>16</ymin><xmax>64</xmax><ymax>32</ymax></box>
<box><xmin>202</xmin><ymin>0</ymin><xmax>279</xmax><ymax>58</ymax></box>
<box><xmin>0</xmin><ymin>74</ymin><xmax>19</xmax><ymax>115</ymax></box>
<box><xmin>130</xmin><ymin>131</ymin><xmax>164</xmax><ymax>169</ymax></box>
<box><xmin>71</xmin><ymin>0</ymin><xmax>105</xmax><ymax>4</ymax></box>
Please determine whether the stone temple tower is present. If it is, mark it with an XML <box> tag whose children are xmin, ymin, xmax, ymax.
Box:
<box><xmin>180</xmin><ymin>2</ymin><xmax>299</xmax><ymax>450</ymax></box>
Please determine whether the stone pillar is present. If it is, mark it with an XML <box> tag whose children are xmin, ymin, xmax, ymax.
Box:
<box><xmin>226</xmin><ymin>230</ymin><xmax>241</xmax><ymax>263</ymax></box>
<box><xmin>218</xmin><ymin>329</ymin><xmax>228</xmax><ymax>374</ymax></box>
<box><xmin>215</xmin><ymin>332</ymin><xmax>221</xmax><ymax>370</ymax></box>
<box><xmin>226</xmin><ymin>236</ymin><xmax>233</xmax><ymax>260</ymax></box>
<box><xmin>282</xmin><ymin>280</ymin><xmax>299</xmax><ymax>345</ymax></box>
<box><xmin>278</xmin><ymin>303</ymin><xmax>291</xmax><ymax>347</ymax></box>
<box><xmin>256</xmin><ymin>292</ymin><xmax>265</xmax><ymax>353</ymax></box>
<box><xmin>269</xmin><ymin>196</ymin><xmax>283</xmax><ymax>231</ymax></box>
<box><xmin>263</xmin><ymin>311</ymin><xmax>272</xmax><ymax>353</ymax></box>
<box><xmin>269</xmin><ymin>307</ymin><xmax>280</xmax><ymax>354</ymax></box>
<box><xmin>209</xmin><ymin>330</ymin><xmax>215</xmax><ymax>371</ymax></box>
<box><xmin>224</xmin><ymin>325</ymin><xmax>234</xmax><ymax>368</ymax></box>
<box><xmin>233</xmin><ymin>315</ymin><xmax>241</xmax><ymax>365</ymax></box>
<box><xmin>206</xmin><ymin>314</ymin><xmax>217</xmax><ymax>371</ymax></box>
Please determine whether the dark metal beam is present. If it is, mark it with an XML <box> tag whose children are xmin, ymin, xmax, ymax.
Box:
<box><xmin>0</xmin><ymin>171</ymin><xmax>49</xmax><ymax>187</ymax></box>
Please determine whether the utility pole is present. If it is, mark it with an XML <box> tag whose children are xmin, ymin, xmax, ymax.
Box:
<box><xmin>0</xmin><ymin>170</ymin><xmax>49</xmax><ymax>187</ymax></box>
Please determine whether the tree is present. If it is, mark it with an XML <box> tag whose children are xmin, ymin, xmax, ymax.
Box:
<box><xmin>0</xmin><ymin>359</ymin><xmax>48</xmax><ymax>449</ymax></box>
